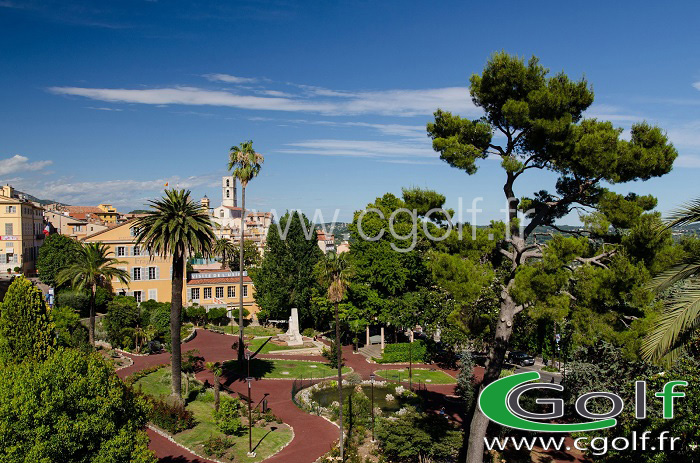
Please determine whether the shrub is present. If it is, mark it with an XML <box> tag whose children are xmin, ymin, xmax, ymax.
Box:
<box><xmin>375</xmin><ymin>340</ymin><xmax>427</xmax><ymax>364</ymax></box>
<box><xmin>13</xmin><ymin>266</ymin><xmax>20</xmax><ymax>273</ymax></box>
<box><xmin>207</xmin><ymin>307</ymin><xmax>229</xmax><ymax>326</ymax></box>
<box><xmin>202</xmin><ymin>435</ymin><xmax>234</xmax><ymax>458</ymax></box>
<box><xmin>345</xmin><ymin>372</ymin><xmax>362</xmax><ymax>385</ymax></box>
<box><xmin>103</xmin><ymin>296</ymin><xmax>139</xmax><ymax>347</ymax></box>
<box><xmin>214</xmin><ymin>397</ymin><xmax>244</xmax><ymax>435</ymax></box>
<box><xmin>302</xmin><ymin>327</ymin><xmax>316</xmax><ymax>337</ymax></box>
<box><xmin>322</xmin><ymin>340</ymin><xmax>343</xmax><ymax>369</ymax></box>
<box><xmin>185</xmin><ymin>305</ymin><xmax>207</xmax><ymax>325</ymax></box>
<box><xmin>148</xmin><ymin>397</ymin><xmax>196</xmax><ymax>434</ymax></box>
<box><xmin>55</xmin><ymin>290</ymin><xmax>90</xmax><ymax>317</ymax></box>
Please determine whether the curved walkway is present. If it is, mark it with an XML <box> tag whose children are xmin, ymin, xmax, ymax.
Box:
<box><xmin>118</xmin><ymin>329</ymin><xmax>584</xmax><ymax>463</ymax></box>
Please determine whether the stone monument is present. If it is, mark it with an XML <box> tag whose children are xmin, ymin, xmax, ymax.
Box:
<box><xmin>279</xmin><ymin>308</ymin><xmax>304</xmax><ymax>346</ymax></box>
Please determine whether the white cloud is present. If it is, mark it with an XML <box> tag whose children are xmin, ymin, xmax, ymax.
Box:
<box><xmin>49</xmin><ymin>80</ymin><xmax>477</xmax><ymax>117</ymax></box>
<box><xmin>0</xmin><ymin>155</ymin><xmax>52</xmax><ymax>176</ymax></box>
<box><xmin>693</xmin><ymin>81</ymin><xmax>700</xmax><ymax>91</ymax></box>
<box><xmin>668</xmin><ymin>121</ymin><xmax>700</xmax><ymax>149</ymax></box>
<box><xmin>203</xmin><ymin>73</ymin><xmax>258</xmax><ymax>84</ymax></box>
<box><xmin>279</xmin><ymin>139</ymin><xmax>437</xmax><ymax>161</ymax></box>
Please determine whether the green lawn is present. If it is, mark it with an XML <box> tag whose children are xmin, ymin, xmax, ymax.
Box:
<box><xmin>223</xmin><ymin>358</ymin><xmax>350</xmax><ymax>380</ymax></box>
<box><xmin>246</xmin><ymin>337</ymin><xmax>311</xmax><ymax>354</ymax></box>
<box><xmin>133</xmin><ymin>368</ymin><xmax>293</xmax><ymax>463</ymax></box>
<box><xmin>375</xmin><ymin>368</ymin><xmax>457</xmax><ymax>385</ymax></box>
<box><xmin>245</xmin><ymin>326</ymin><xmax>283</xmax><ymax>337</ymax></box>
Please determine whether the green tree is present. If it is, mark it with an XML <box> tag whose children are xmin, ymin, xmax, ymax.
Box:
<box><xmin>230</xmin><ymin>239</ymin><xmax>262</xmax><ymax>269</ymax></box>
<box><xmin>213</xmin><ymin>238</ymin><xmax>236</xmax><ymax>270</ymax></box>
<box><xmin>103</xmin><ymin>295</ymin><xmax>140</xmax><ymax>348</ymax></box>
<box><xmin>134</xmin><ymin>189</ymin><xmax>215</xmax><ymax>402</ymax></box>
<box><xmin>0</xmin><ymin>276</ymin><xmax>55</xmax><ymax>364</ymax></box>
<box><xmin>57</xmin><ymin>242</ymin><xmax>130</xmax><ymax>346</ymax></box>
<box><xmin>316</xmin><ymin>251</ymin><xmax>352</xmax><ymax>462</ymax></box>
<box><xmin>51</xmin><ymin>305</ymin><xmax>89</xmax><ymax>349</ymax></box>
<box><xmin>426</xmin><ymin>52</ymin><xmax>676</xmax><ymax>462</ymax></box>
<box><xmin>0</xmin><ymin>348</ymin><xmax>156</xmax><ymax>463</ymax></box>
<box><xmin>642</xmin><ymin>198</ymin><xmax>700</xmax><ymax>362</ymax></box>
<box><xmin>206</xmin><ymin>361</ymin><xmax>224</xmax><ymax>411</ymax></box>
<box><xmin>36</xmin><ymin>233</ymin><xmax>79</xmax><ymax>288</ymax></box>
<box><xmin>375</xmin><ymin>408</ymin><xmax>462</xmax><ymax>463</ymax></box>
<box><xmin>228</xmin><ymin>140</ymin><xmax>264</xmax><ymax>361</ymax></box>
<box><xmin>252</xmin><ymin>211</ymin><xmax>322</xmax><ymax>325</ymax></box>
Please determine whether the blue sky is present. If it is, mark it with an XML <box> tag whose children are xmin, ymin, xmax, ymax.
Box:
<box><xmin>1</xmin><ymin>0</ymin><xmax>700</xmax><ymax>223</ymax></box>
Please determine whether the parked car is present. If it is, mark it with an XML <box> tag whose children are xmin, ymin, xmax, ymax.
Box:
<box><xmin>507</xmin><ymin>351</ymin><xmax>535</xmax><ymax>366</ymax></box>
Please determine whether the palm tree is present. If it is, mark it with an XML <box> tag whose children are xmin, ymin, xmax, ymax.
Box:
<box><xmin>642</xmin><ymin>198</ymin><xmax>700</xmax><ymax>362</ymax></box>
<box><xmin>205</xmin><ymin>361</ymin><xmax>223</xmax><ymax>412</ymax></box>
<box><xmin>317</xmin><ymin>251</ymin><xmax>352</xmax><ymax>461</ymax></box>
<box><xmin>213</xmin><ymin>238</ymin><xmax>236</xmax><ymax>269</ymax></box>
<box><xmin>57</xmin><ymin>242</ymin><xmax>130</xmax><ymax>346</ymax></box>
<box><xmin>134</xmin><ymin>189</ymin><xmax>215</xmax><ymax>401</ymax></box>
<box><xmin>228</xmin><ymin>140</ymin><xmax>264</xmax><ymax>361</ymax></box>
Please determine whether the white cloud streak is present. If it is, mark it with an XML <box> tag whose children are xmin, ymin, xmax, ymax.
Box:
<box><xmin>49</xmin><ymin>81</ymin><xmax>476</xmax><ymax>117</ymax></box>
<box><xmin>0</xmin><ymin>155</ymin><xmax>52</xmax><ymax>176</ymax></box>
<box><xmin>279</xmin><ymin>139</ymin><xmax>437</xmax><ymax>160</ymax></box>
<box><xmin>203</xmin><ymin>73</ymin><xmax>258</xmax><ymax>84</ymax></box>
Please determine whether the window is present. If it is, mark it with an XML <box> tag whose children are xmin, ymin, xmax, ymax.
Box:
<box><xmin>116</xmin><ymin>246</ymin><xmax>125</xmax><ymax>257</ymax></box>
<box><xmin>191</xmin><ymin>288</ymin><xmax>200</xmax><ymax>300</ymax></box>
<box><xmin>130</xmin><ymin>227</ymin><xmax>139</xmax><ymax>237</ymax></box>
<box><xmin>5</xmin><ymin>242</ymin><xmax>13</xmax><ymax>248</ymax></box>
<box><xmin>148</xmin><ymin>289</ymin><xmax>157</xmax><ymax>301</ymax></box>
<box><xmin>215</xmin><ymin>287</ymin><xmax>224</xmax><ymax>299</ymax></box>
<box><xmin>243</xmin><ymin>285</ymin><xmax>248</xmax><ymax>297</ymax></box>
<box><xmin>4</xmin><ymin>223</ymin><xmax>12</xmax><ymax>235</ymax></box>
<box><xmin>133</xmin><ymin>291</ymin><xmax>142</xmax><ymax>303</ymax></box>
<box><xmin>220</xmin><ymin>210</ymin><xmax>224</xmax><ymax>218</ymax></box>
<box><xmin>203</xmin><ymin>287</ymin><xmax>212</xmax><ymax>299</ymax></box>
<box><xmin>148</xmin><ymin>267</ymin><xmax>157</xmax><ymax>280</ymax></box>
<box><xmin>74</xmin><ymin>225</ymin><xmax>84</xmax><ymax>232</ymax></box>
<box><xmin>133</xmin><ymin>267</ymin><xmax>141</xmax><ymax>280</ymax></box>
<box><xmin>5</xmin><ymin>206</ymin><xmax>15</xmax><ymax>213</ymax></box>
<box><xmin>226</xmin><ymin>190</ymin><xmax>230</xmax><ymax>198</ymax></box>
<box><xmin>133</xmin><ymin>246</ymin><xmax>140</xmax><ymax>256</ymax></box>
<box><xmin>227</xmin><ymin>286</ymin><xmax>235</xmax><ymax>298</ymax></box>
<box><xmin>226</xmin><ymin>179</ymin><xmax>230</xmax><ymax>187</ymax></box>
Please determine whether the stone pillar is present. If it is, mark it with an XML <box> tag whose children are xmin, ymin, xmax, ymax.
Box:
<box><xmin>366</xmin><ymin>325</ymin><xmax>370</xmax><ymax>346</ymax></box>
<box><xmin>380</xmin><ymin>326</ymin><xmax>385</xmax><ymax>351</ymax></box>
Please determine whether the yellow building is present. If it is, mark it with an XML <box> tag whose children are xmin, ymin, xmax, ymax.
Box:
<box><xmin>44</xmin><ymin>210</ymin><xmax>110</xmax><ymax>240</ymax></box>
<box><xmin>0</xmin><ymin>185</ymin><xmax>45</xmax><ymax>274</ymax></box>
<box><xmin>63</xmin><ymin>203</ymin><xmax>120</xmax><ymax>224</ymax></box>
<box><xmin>84</xmin><ymin>220</ymin><xmax>181</xmax><ymax>303</ymax></box>
<box><xmin>84</xmin><ymin>221</ymin><xmax>259</xmax><ymax>318</ymax></box>
<box><xmin>186</xmin><ymin>269</ymin><xmax>259</xmax><ymax>318</ymax></box>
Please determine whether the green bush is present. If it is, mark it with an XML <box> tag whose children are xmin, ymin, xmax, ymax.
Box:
<box><xmin>214</xmin><ymin>397</ymin><xmax>244</xmax><ymax>435</ymax></box>
<box><xmin>302</xmin><ymin>327</ymin><xmax>316</xmax><ymax>337</ymax></box>
<box><xmin>202</xmin><ymin>435</ymin><xmax>234</xmax><ymax>458</ymax></box>
<box><xmin>207</xmin><ymin>307</ymin><xmax>229</xmax><ymax>326</ymax></box>
<box><xmin>148</xmin><ymin>397</ymin><xmax>195</xmax><ymax>434</ymax></box>
<box><xmin>103</xmin><ymin>296</ymin><xmax>139</xmax><ymax>347</ymax></box>
<box><xmin>374</xmin><ymin>340</ymin><xmax>427</xmax><ymax>364</ymax></box>
<box><xmin>55</xmin><ymin>290</ymin><xmax>90</xmax><ymax>317</ymax></box>
<box><xmin>185</xmin><ymin>305</ymin><xmax>206</xmax><ymax>325</ymax></box>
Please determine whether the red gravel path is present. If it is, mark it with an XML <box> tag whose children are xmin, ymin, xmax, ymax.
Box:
<box><xmin>119</xmin><ymin>329</ymin><xmax>584</xmax><ymax>463</ymax></box>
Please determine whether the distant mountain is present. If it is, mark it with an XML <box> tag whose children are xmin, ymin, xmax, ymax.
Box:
<box><xmin>16</xmin><ymin>190</ymin><xmax>68</xmax><ymax>207</ymax></box>
<box><xmin>128</xmin><ymin>209</ymin><xmax>150</xmax><ymax>214</ymax></box>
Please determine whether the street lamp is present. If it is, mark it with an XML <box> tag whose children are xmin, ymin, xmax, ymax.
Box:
<box><xmin>408</xmin><ymin>335</ymin><xmax>412</xmax><ymax>391</ymax></box>
<box><xmin>246</xmin><ymin>376</ymin><xmax>255</xmax><ymax>458</ymax></box>
<box><xmin>369</xmin><ymin>374</ymin><xmax>375</xmax><ymax>442</ymax></box>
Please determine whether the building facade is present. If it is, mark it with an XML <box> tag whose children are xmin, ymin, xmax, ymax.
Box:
<box><xmin>186</xmin><ymin>269</ymin><xmax>259</xmax><ymax>318</ymax></box>
<box><xmin>83</xmin><ymin>221</ymin><xmax>179</xmax><ymax>303</ymax></box>
<box><xmin>0</xmin><ymin>185</ymin><xmax>45</xmax><ymax>274</ymax></box>
<box><xmin>44</xmin><ymin>210</ymin><xmax>110</xmax><ymax>239</ymax></box>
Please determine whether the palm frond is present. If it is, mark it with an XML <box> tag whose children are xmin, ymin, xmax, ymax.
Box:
<box><xmin>642</xmin><ymin>287</ymin><xmax>700</xmax><ymax>361</ymax></box>
<box><xmin>665</xmin><ymin>198</ymin><xmax>700</xmax><ymax>228</ymax></box>
<box><xmin>648</xmin><ymin>259</ymin><xmax>700</xmax><ymax>293</ymax></box>
<box><xmin>228</xmin><ymin>140</ymin><xmax>264</xmax><ymax>187</ymax></box>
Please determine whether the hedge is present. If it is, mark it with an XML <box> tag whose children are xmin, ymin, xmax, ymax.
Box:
<box><xmin>374</xmin><ymin>340</ymin><xmax>427</xmax><ymax>364</ymax></box>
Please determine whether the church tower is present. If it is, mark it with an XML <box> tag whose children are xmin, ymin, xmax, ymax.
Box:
<box><xmin>222</xmin><ymin>176</ymin><xmax>237</xmax><ymax>208</ymax></box>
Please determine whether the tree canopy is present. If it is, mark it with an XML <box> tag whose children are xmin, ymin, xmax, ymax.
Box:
<box><xmin>37</xmin><ymin>233</ymin><xmax>79</xmax><ymax>288</ymax></box>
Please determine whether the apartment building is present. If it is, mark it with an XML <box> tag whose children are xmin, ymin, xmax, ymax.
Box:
<box><xmin>47</xmin><ymin>203</ymin><xmax>121</xmax><ymax>224</ymax></box>
<box><xmin>44</xmin><ymin>210</ymin><xmax>110</xmax><ymax>239</ymax></box>
<box><xmin>0</xmin><ymin>185</ymin><xmax>45</xmax><ymax>273</ymax></box>
<box><xmin>83</xmin><ymin>220</ymin><xmax>180</xmax><ymax>303</ymax></box>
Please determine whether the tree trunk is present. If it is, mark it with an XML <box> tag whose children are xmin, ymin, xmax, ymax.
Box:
<box><xmin>88</xmin><ymin>283</ymin><xmax>96</xmax><ymax>346</ymax></box>
<box><xmin>335</xmin><ymin>301</ymin><xmax>344</xmax><ymax>461</ymax></box>
<box><xmin>238</xmin><ymin>186</ymin><xmax>246</xmax><ymax>362</ymax></box>
<box><xmin>214</xmin><ymin>375</ymin><xmax>221</xmax><ymax>412</ymax></box>
<box><xmin>465</xmin><ymin>291</ymin><xmax>516</xmax><ymax>463</ymax></box>
<box><xmin>171</xmin><ymin>251</ymin><xmax>185</xmax><ymax>402</ymax></box>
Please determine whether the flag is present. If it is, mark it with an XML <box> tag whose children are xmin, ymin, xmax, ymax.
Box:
<box><xmin>164</xmin><ymin>182</ymin><xmax>169</xmax><ymax>187</ymax></box>
<box><xmin>43</xmin><ymin>224</ymin><xmax>50</xmax><ymax>236</ymax></box>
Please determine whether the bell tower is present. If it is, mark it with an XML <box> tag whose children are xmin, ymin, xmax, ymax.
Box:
<box><xmin>222</xmin><ymin>176</ymin><xmax>237</xmax><ymax>208</ymax></box>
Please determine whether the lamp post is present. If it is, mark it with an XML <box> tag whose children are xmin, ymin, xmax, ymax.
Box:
<box><xmin>246</xmin><ymin>376</ymin><xmax>255</xmax><ymax>458</ymax></box>
<box><xmin>369</xmin><ymin>374</ymin><xmax>375</xmax><ymax>443</ymax></box>
<box><xmin>408</xmin><ymin>335</ymin><xmax>412</xmax><ymax>391</ymax></box>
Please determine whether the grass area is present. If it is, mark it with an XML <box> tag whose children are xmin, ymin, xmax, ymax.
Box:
<box><xmin>245</xmin><ymin>326</ymin><xmax>283</xmax><ymax>337</ymax></box>
<box><xmin>181</xmin><ymin>322</ymin><xmax>195</xmax><ymax>340</ymax></box>
<box><xmin>134</xmin><ymin>368</ymin><xmax>293</xmax><ymax>463</ymax></box>
<box><xmin>375</xmin><ymin>368</ymin><xmax>457</xmax><ymax>385</ymax></box>
<box><xmin>223</xmin><ymin>358</ymin><xmax>350</xmax><ymax>380</ymax></box>
<box><xmin>246</xmin><ymin>336</ymin><xmax>310</xmax><ymax>354</ymax></box>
